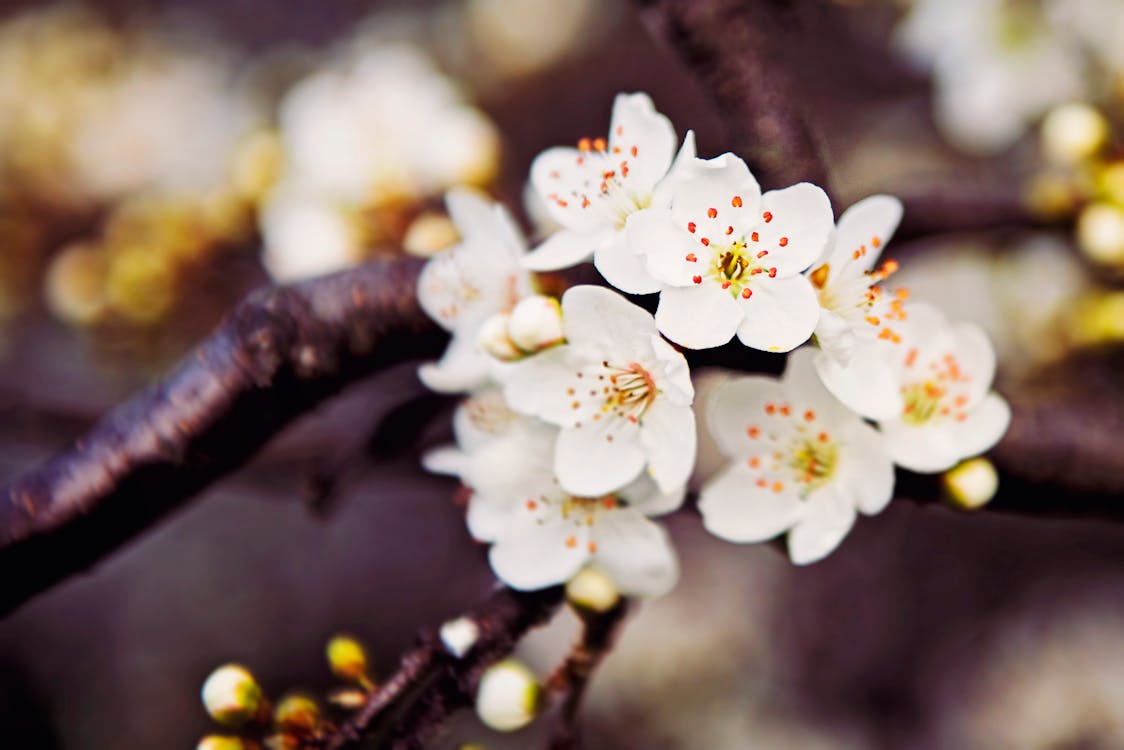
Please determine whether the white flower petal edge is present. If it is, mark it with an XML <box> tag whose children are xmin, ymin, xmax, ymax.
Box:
<box><xmin>503</xmin><ymin>285</ymin><xmax>696</xmax><ymax>496</ymax></box>
<box><xmin>417</xmin><ymin>188</ymin><xmax>535</xmax><ymax>393</ymax></box>
<box><xmin>699</xmin><ymin>347</ymin><xmax>895</xmax><ymax>564</ymax></box>
<box><xmin>868</xmin><ymin>304</ymin><xmax>1010</xmax><ymax>473</ymax></box>
<box><xmin>524</xmin><ymin>92</ymin><xmax>690</xmax><ymax>277</ymax></box>
<box><xmin>806</xmin><ymin>194</ymin><xmax>907</xmax><ymax>366</ymax></box>
<box><xmin>630</xmin><ymin>153</ymin><xmax>831</xmax><ymax>350</ymax></box>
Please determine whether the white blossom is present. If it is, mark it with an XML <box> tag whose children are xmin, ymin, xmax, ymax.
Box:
<box><xmin>699</xmin><ymin>348</ymin><xmax>894</xmax><ymax>565</ymax></box>
<box><xmin>504</xmin><ymin>285</ymin><xmax>696</xmax><ymax>496</ymax></box>
<box><xmin>806</xmin><ymin>194</ymin><xmax>908</xmax><ymax>366</ymax></box>
<box><xmin>626</xmin><ymin>154</ymin><xmax>832</xmax><ymax>351</ymax></box>
<box><xmin>525</xmin><ymin>92</ymin><xmax>697</xmax><ymax>293</ymax></box>
<box><xmin>416</xmin><ymin>189</ymin><xmax>535</xmax><ymax>393</ymax></box>
<box><xmin>816</xmin><ymin>302</ymin><xmax>1011</xmax><ymax>473</ymax></box>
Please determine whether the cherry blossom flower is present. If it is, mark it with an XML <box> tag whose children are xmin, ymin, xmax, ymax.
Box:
<box><xmin>503</xmin><ymin>285</ymin><xmax>695</xmax><ymax>496</ymax></box>
<box><xmin>816</xmin><ymin>303</ymin><xmax>1011</xmax><ymax>472</ymax></box>
<box><xmin>626</xmin><ymin>154</ymin><xmax>833</xmax><ymax>351</ymax></box>
<box><xmin>524</xmin><ymin>92</ymin><xmax>696</xmax><ymax>294</ymax></box>
<box><xmin>416</xmin><ymin>189</ymin><xmax>535</xmax><ymax>393</ymax></box>
<box><xmin>894</xmin><ymin>0</ymin><xmax>1083</xmax><ymax>154</ymax></box>
<box><xmin>698</xmin><ymin>348</ymin><xmax>894</xmax><ymax>565</ymax></box>
<box><xmin>806</xmin><ymin>194</ymin><xmax>909</xmax><ymax>366</ymax></box>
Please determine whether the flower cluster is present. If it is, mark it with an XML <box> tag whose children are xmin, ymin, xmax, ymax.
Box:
<box><xmin>417</xmin><ymin>92</ymin><xmax>1010</xmax><ymax>595</ymax></box>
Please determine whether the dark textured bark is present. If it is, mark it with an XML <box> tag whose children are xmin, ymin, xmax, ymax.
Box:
<box><xmin>0</xmin><ymin>258</ymin><xmax>441</xmax><ymax>615</ymax></box>
<box><xmin>633</xmin><ymin>0</ymin><xmax>830</xmax><ymax>189</ymax></box>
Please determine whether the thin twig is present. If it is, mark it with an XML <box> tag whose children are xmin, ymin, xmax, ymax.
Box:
<box><xmin>546</xmin><ymin>601</ymin><xmax>631</xmax><ymax>750</ymax></box>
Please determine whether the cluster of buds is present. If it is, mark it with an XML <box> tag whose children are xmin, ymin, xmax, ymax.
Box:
<box><xmin>476</xmin><ymin>294</ymin><xmax>565</xmax><ymax>361</ymax></box>
<box><xmin>1033</xmin><ymin>102</ymin><xmax>1124</xmax><ymax>272</ymax></box>
<box><xmin>195</xmin><ymin>635</ymin><xmax>377</xmax><ymax>749</ymax></box>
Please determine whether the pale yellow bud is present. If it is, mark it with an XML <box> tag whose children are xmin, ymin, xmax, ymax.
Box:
<box><xmin>196</xmin><ymin>735</ymin><xmax>255</xmax><ymax>750</ymax></box>
<box><xmin>1041</xmin><ymin>103</ymin><xmax>1108</xmax><ymax>165</ymax></box>
<box><xmin>508</xmin><ymin>295</ymin><xmax>564</xmax><ymax>353</ymax></box>
<box><xmin>201</xmin><ymin>664</ymin><xmax>264</xmax><ymax>726</ymax></box>
<box><xmin>1070</xmin><ymin>292</ymin><xmax>1124</xmax><ymax>345</ymax></box>
<box><xmin>273</xmin><ymin>694</ymin><xmax>320</xmax><ymax>736</ymax></box>
<box><xmin>474</xmin><ymin>659</ymin><xmax>540</xmax><ymax>732</ymax></box>
<box><xmin>476</xmin><ymin>312</ymin><xmax>521</xmax><ymax>361</ymax></box>
<box><xmin>942</xmin><ymin>458</ymin><xmax>999</xmax><ymax>510</ymax></box>
<box><xmin>1098</xmin><ymin>162</ymin><xmax>1124</xmax><ymax>206</ymax></box>
<box><xmin>565</xmin><ymin>566</ymin><xmax>620</xmax><ymax>613</ymax></box>
<box><xmin>403</xmin><ymin>213</ymin><xmax>460</xmax><ymax>257</ymax></box>
<box><xmin>43</xmin><ymin>242</ymin><xmax>109</xmax><ymax>326</ymax></box>
<box><xmin>326</xmin><ymin>635</ymin><xmax>369</xmax><ymax>683</ymax></box>
<box><xmin>1077</xmin><ymin>202</ymin><xmax>1124</xmax><ymax>267</ymax></box>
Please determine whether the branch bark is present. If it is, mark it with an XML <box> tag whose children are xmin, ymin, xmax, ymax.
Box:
<box><xmin>0</xmin><ymin>258</ymin><xmax>441</xmax><ymax>615</ymax></box>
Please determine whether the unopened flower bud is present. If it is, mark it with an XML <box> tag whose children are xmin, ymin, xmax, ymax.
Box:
<box><xmin>201</xmin><ymin>664</ymin><xmax>264</xmax><ymax>727</ymax></box>
<box><xmin>475</xmin><ymin>659</ymin><xmax>540</xmax><ymax>732</ymax></box>
<box><xmin>507</xmin><ymin>295</ymin><xmax>564</xmax><ymax>352</ymax></box>
<box><xmin>1077</xmin><ymin>202</ymin><xmax>1124</xmax><ymax>267</ymax></box>
<box><xmin>197</xmin><ymin>735</ymin><xmax>256</xmax><ymax>750</ymax></box>
<box><xmin>1041</xmin><ymin>103</ymin><xmax>1108</xmax><ymax>165</ymax></box>
<box><xmin>404</xmin><ymin>213</ymin><xmax>460</xmax><ymax>257</ymax></box>
<box><xmin>1099</xmin><ymin>162</ymin><xmax>1124</xmax><ymax>206</ymax></box>
<box><xmin>942</xmin><ymin>457</ymin><xmax>999</xmax><ymax>510</ymax></box>
<box><xmin>476</xmin><ymin>313</ymin><xmax>521</xmax><ymax>361</ymax></box>
<box><xmin>440</xmin><ymin>616</ymin><xmax>480</xmax><ymax>658</ymax></box>
<box><xmin>565</xmin><ymin>567</ymin><xmax>620</xmax><ymax>613</ymax></box>
<box><xmin>327</xmin><ymin>687</ymin><xmax>369</xmax><ymax>710</ymax></box>
<box><xmin>273</xmin><ymin>694</ymin><xmax>320</xmax><ymax>736</ymax></box>
<box><xmin>326</xmin><ymin>635</ymin><xmax>369</xmax><ymax>683</ymax></box>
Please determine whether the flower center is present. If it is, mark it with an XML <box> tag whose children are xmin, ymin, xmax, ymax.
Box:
<box><xmin>744</xmin><ymin>402</ymin><xmax>840</xmax><ymax>496</ymax></box>
<box><xmin>600</xmin><ymin>361</ymin><xmax>658</xmax><ymax>423</ymax></box>
<box><xmin>900</xmin><ymin>350</ymin><xmax>973</xmax><ymax>425</ymax></box>
<box><xmin>811</xmin><ymin>258</ymin><xmax>909</xmax><ymax>342</ymax></box>
<box><xmin>544</xmin><ymin>135</ymin><xmax>648</xmax><ymax>228</ymax></box>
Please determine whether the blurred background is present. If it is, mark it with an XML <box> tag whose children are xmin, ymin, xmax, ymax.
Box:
<box><xmin>1</xmin><ymin>0</ymin><xmax>1124</xmax><ymax>747</ymax></box>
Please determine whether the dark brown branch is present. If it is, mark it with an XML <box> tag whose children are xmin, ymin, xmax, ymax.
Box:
<box><xmin>546</xmin><ymin>601</ymin><xmax>630</xmax><ymax>750</ymax></box>
<box><xmin>314</xmin><ymin>586</ymin><xmax>564</xmax><ymax>750</ymax></box>
<box><xmin>633</xmin><ymin>0</ymin><xmax>829</xmax><ymax>189</ymax></box>
<box><xmin>0</xmin><ymin>258</ymin><xmax>441</xmax><ymax>615</ymax></box>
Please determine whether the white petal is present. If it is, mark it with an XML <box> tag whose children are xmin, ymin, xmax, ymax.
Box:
<box><xmin>735</xmin><ymin>275</ymin><xmax>819</xmax><ymax>353</ymax></box>
<box><xmin>594</xmin><ymin>231</ymin><xmax>663</xmax><ymax>294</ymax></box>
<box><xmin>813</xmin><ymin>308</ymin><xmax>857</xmax><ymax>366</ymax></box>
<box><xmin>503</xmin><ymin>345</ymin><xmax>594</xmax><ymax>426</ymax></box>
<box><xmin>670</xmin><ymin>153</ymin><xmax>762</xmax><ymax>240</ymax></box>
<box><xmin>948</xmin><ymin>392</ymin><xmax>1011</xmax><ymax>459</ymax></box>
<box><xmin>952</xmin><ymin>321</ymin><xmax>998</xmax><ymax>403</ymax></box>
<box><xmin>489</xmin><ymin>515</ymin><xmax>588</xmax><ymax>590</ymax></box>
<box><xmin>639</xmin><ymin>399</ymin><xmax>697</xmax><ymax>493</ymax></box>
<box><xmin>467</xmin><ymin>497</ymin><xmax>515</xmax><ymax>542</ymax></box>
<box><xmin>754</xmin><ymin>184</ymin><xmax>834</xmax><ymax>275</ymax></box>
<box><xmin>822</xmin><ymin>194</ymin><xmax>902</xmax><ymax>273</ymax></box>
<box><xmin>555</xmin><ymin>422</ymin><xmax>646</xmax><ymax>496</ymax></box>
<box><xmin>813</xmin><ymin>345</ymin><xmax>903</xmax><ymax>421</ymax></box>
<box><xmin>879</xmin><ymin>418</ymin><xmax>962</xmax><ymax>473</ymax></box>
<box><xmin>560</xmin><ymin>285</ymin><xmax>658</xmax><ymax>355</ymax></box>
<box><xmin>649</xmin><ymin>334</ymin><xmax>694</xmax><ymax>405</ymax></box>
<box><xmin>608</xmin><ymin>92</ymin><xmax>677</xmax><ymax>194</ymax></box>
<box><xmin>650</xmin><ymin>129</ymin><xmax>698</xmax><ymax>207</ymax></box>
<box><xmin>656</xmin><ymin>284</ymin><xmax>743</xmax><ymax>349</ymax></box>
<box><xmin>421</xmin><ymin>445</ymin><xmax>468</xmax><ymax>477</ymax></box>
<box><xmin>591</xmin><ymin>509</ymin><xmax>679</xmax><ymax>598</ymax></box>
<box><xmin>619</xmin><ymin>474</ymin><xmax>686</xmax><ymax>517</ymax></box>
<box><xmin>530</xmin><ymin>147</ymin><xmax>611</xmax><ymax>233</ymax></box>
<box><xmin>418</xmin><ymin>334</ymin><xmax>492</xmax><ymax>394</ymax></box>
<box><xmin>706</xmin><ymin>375</ymin><xmax>786</xmax><ymax>458</ymax></box>
<box><xmin>835</xmin><ymin>421</ymin><xmax>895</xmax><ymax>515</ymax></box>
<box><xmin>699</xmin><ymin>464</ymin><xmax>804</xmax><ymax>543</ymax></box>
<box><xmin>786</xmin><ymin>486</ymin><xmax>856</xmax><ymax>565</ymax></box>
<box><xmin>522</xmin><ymin>227</ymin><xmax>604</xmax><ymax>271</ymax></box>
<box><xmin>626</xmin><ymin>207</ymin><xmax>700</xmax><ymax>288</ymax></box>
<box><xmin>780</xmin><ymin>346</ymin><xmax>855</xmax><ymax>427</ymax></box>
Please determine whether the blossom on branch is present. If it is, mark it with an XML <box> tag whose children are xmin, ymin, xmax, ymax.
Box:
<box><xmin>416</xmin><ymin>189</ymin><xmax>535</xmax><ymax>392</ymax></box>
<box><xmin>699</xmin><ymin>348</ymin><xmax>895</xmax><ymax>564</ymax></box>
<box><xmin>503</xmin><ymin>285</ymin><xmax>696</xmax><ymax>496</ymax></box>
<box><xmin>805</xmin><ymin>194</ymin><xmax>908</xmax><ymax>366</ymax></box>
<box><xmin>626</xmin><ymin>154</ymin><xmax>833</xmax><ymax>351</ymax></box>
<box><xmin>525</xmin><ymin>92</ymin><xmax>696</xmax><ymax>293</ymax></box>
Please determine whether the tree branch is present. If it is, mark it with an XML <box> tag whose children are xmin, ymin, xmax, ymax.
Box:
<box><xmin>0</xmin><ymin>258</ymin><xmax>441</xmax><ymax>615</ymax></box>
<box><xmin>546</xmin><ymin>601</ymin><xmax>630</xmax><ymax>750</ymax></box>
